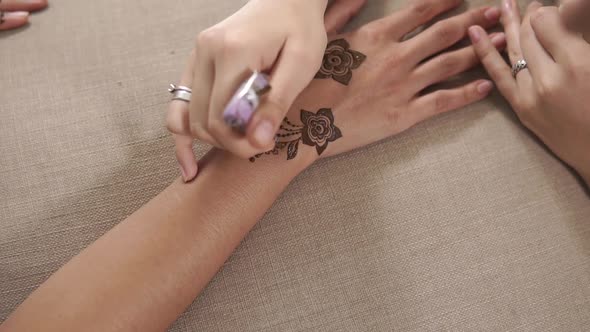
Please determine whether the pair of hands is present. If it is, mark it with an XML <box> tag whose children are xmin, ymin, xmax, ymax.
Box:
<box><xmin>0</xmin><ymin>0</ymin><xmax>47</xmax><ymax>31</ymax></box>
<box><xmin>469</xmin><ymin>0</ymin><xmax>590</xmax><ymax>184</ymax></box>
<box><xmin>168</xmin><ymin>0</ymin><xmax>505</xmax><ymax>180</ymax></box>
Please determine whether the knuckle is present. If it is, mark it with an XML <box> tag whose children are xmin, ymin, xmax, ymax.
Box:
<box><xmin>219</xmin><ymin>31</ymin><xmax>249</xmax><ymax>55</ymax></box>
<box><xmin>433</xmin><ymin>22</ymin><xmax>462</xmax><ymax>46</ymax></box>
<box><xmin>196</xmin><ymin>27</ymin><xmax>223</xmax><ymax>48</ymax></box>
<box><xmin>536</xmin><ymin>77</ymin><xmax>560</xmax><ymax>100</ymax></box>
<box><xmin>531</xmin><ymin>6</ymin><xmax>550</xmax><ymax>23</ymax></box>
<box><xmin>437</xmin><ymin>54</ymin><xmax>461</xmax><ymax>76</ymax></box>
<box><xmin>410</xmin><ymin>0</ymin><xmax>435</xmax><ymax>20</ymax></box>
<box><xmin>361</xmin><ymin>23</ymin><xmax>385</xmax><ymax>42</ymax></box>
<box><xmin>197</xmin><ymin>27</ymin><xmax>249</xmax><ymax>56</ymax></box>
<box><xmin>434</xmin><ymin>92</ymin><xmax>451</xmax><ymax>113</ymax></box>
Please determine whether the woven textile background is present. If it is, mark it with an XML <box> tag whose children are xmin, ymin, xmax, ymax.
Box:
<box><xmin>1</xmin><ymin>0</ymin><xmax>589</xmax><ymax>331</ymax></box>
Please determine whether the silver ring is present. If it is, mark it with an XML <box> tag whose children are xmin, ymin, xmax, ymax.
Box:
<box><xmin>512</xmin><ymin>59</ymin><xmax>528</xmax><ymax>78</ymax></box>
<box><xmin>168</xmin><ymin>84</ymin><xmax>192</xmax><ymax>103</ymax></box>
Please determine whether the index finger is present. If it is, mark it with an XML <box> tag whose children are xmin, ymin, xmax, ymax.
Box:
<box><xmin>468</xmin><ymin>25</ymin><xmax>519</xmax><ymax>105</ymax></box>
<box><xmin>502</xmin><ymin>0</ymin><xmax>525</xmax><ymax>64</ymax></box>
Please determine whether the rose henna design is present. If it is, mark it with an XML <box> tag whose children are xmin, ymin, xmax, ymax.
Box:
<box><xmin>249</xmin><ymin>108</ymin><xmax>343</xmax><ymax>162</ymax></box>
<box><xmin>315</xmin><ymin>39</ymin><xmax>366</xmax><ymax>85</ymax></box>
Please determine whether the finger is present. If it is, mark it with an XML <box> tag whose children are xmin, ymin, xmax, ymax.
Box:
<box><xmin>530</xmin><ymin>5</ymin><xmax>587</xmax><ymax>64</ymax></box>
<box><xmin>406</xmin><ymin>6</ymin><xmax>501</xmax><ymax>62</ymax></box>
<box><xmin>0</xmin><ymin>11</ymin><xmax>28</xmax><ymax>30</ymax></box>
<box><xmin>324</xmin><ymin>0</ymin><xmax>367</xmax><ymax>35</ymax></box>
<box><xmin>167</xmin><ymin>49</ymin><xmax>196</xmax><ymax>137</ymax></box>
<box><xmin>374</xmin><ymin>0</ymin><xmax>463</xmax><ymax>41</ymax></box>
<box><xmin>520</xmin><ymin>2</ymin><xmax>556</xmax><ymax>80</ymax></box>
<box><xmin>468</xmin><ymin>25</ymin><xmax>519</xmax><ymax>105</ymax></box>
<box><xmin>410</xmin><ymin>79</ymin><xmax>495</xmax><ymax>124</ymax></box>
<box><xmin>501</xmin><ymin>0</ymin><xmax>524</xmax><ymax>65</ymax></box>
<box><xmin>412</xmin><ymin>32</ymin><xmax>506</xmax><ymax>90</ymax></box>
<box><xmin>0</xmin><ymin>0</ymin><xmax>46</xmax><ymax>12</ymax></box>
<box><xmin>189</xmin><ymin>32</ymin><xmax>222</xmax><ymax>146</ymax></box>
<box><xmin>173</xmin><ymin>135</ymin><xmax>198</xmax><ymax>183</ymax></box>
<box><xmin>167</xmin><ymin>49</ymin><xmax>202</xmax><ymax>182</ymax></box>
<box><xmin>246</xmin><ymin>38</ymin><xmax>323</xmax><ymax>149</ymax></box>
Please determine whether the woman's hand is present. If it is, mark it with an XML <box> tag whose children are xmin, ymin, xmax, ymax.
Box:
<box><xmin>256</xmin><ymin>0</ymin><xmax>505</xmax><ymax>163</ymax></box>
<box><xmin>469</xmin><ymin>0</ymin><xmax>590</xmax><ymax>185</ymax></box>
<box><xmin>167</xmin><ymin>0</ymin><xmax>368</xmax><ymax>182</ymax></box>
<box><xmin>0</xmin><ymin>0</ymin><xmax>47</xmax><ymax>31</ymax></box>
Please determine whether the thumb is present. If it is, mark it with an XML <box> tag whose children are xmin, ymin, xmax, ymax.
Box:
<box><xmin>324</xmin><ymin>0</ymin><xmax>368</xmax><ymax>35</ymax></box>
<box><xmin>245</xmin><ymin>39</ymin><xmax>323</xmax><ymax>148</ymax></box>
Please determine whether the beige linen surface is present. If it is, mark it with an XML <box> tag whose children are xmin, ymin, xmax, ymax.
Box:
<box><xmin>1</xmin><ymin>0</ymin><xmax>589</xmax><ymax>331</ymax></box>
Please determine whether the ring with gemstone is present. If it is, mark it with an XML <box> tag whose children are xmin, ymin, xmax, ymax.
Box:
<box><xmin>168</xmin><ymin>84</ymin><xmax>192</xmax><ymax>103</ymax></box>
<box><xmin>512</xmin><ymin>59</ymin><xmax>528</xmax><ymax>78</ymax></box>
<box><xmin>223</xmin><ymin>71</ymin><xmax>272</xmax><ymax>132</ymax></box>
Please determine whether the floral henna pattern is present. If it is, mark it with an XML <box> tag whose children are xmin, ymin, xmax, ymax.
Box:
<box><xmin>315</xmin><ymin>39</ymin><xmax>366</xmax><ymax>86</ymax></box>
<box><xmin>249</xmin><ymin>109</ymin><xmax>343</xmax><ymax>162</ymax></box>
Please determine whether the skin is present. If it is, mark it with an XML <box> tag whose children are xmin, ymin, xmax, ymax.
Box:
<box><xmin>559</xmin><ymin>0</ymin><xmax>590</xmax><ymax>37</ymax></box>
<box><xmin>469</xmin><ymin>0</ymin><xmax>590</xmax><ymax>186</ymax></box>
<box><xmin>0</xmin><ymin>0</ymin><xmax>47</xmax><ymax>31</ymax></box>
<box><xmin>2</xmin><ymin>0</ymin><xmax>503</xmax><ymax>330</ymax></box>
<box><xmin>167</xmin><ymin>0</ymin><xmax>352</xmax><ymax>182</ymax></box>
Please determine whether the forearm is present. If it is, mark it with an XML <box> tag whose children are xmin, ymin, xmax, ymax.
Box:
<box><xmin>2</xmin><ymin>148</ymin><xmax>315</xmax><ymax>332</ymax></box>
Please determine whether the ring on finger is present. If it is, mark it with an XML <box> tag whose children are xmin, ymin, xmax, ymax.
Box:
<box><xmin>512</xmin><ymin>59</ymin><xmax>528</xmax><ymax>78</ymax></box>
<box><xmin>168</xmin><ymin>84</ymin><xmax>192</xmax><ymax>103</ymax></box>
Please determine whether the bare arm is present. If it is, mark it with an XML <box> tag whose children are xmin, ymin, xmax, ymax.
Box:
<box><xmin>2</xmin><ymin>0</ymin><xmax>502</xmax><ymax>329</ymax></box>
<box><xmin>1</xmin><ymin>150</ymin><xmax>315</xmax><ymax>332</ymax></box>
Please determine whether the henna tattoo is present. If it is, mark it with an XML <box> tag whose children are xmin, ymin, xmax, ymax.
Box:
<box><xmin>315</xmin><ymin>39</ymin><xmax>366</xmax><ymax>86</ymax></box>
<box><xmin>250</xmin><ymin>108</ymin><xmax>342</xmax><ymax>162</ymax></box>
<box><xmin>0</xmin><ymin>0</ymin><xmax>4</xmax><ymax>26</ymax></box>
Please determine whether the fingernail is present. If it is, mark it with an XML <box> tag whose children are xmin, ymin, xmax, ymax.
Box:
<box><xmin>3</xmin><ymin>11</ymin><xmax>29</xmax><ymax>19</ymax></box>
<box><xmin>468</xmin><ymin>26</ymin><xmax>481</xmax><ymax>43</ymax></box>
<box><xmin>484</xmin><ymin>7</ymin><xmax>501</xmax><ymax>21</ymax></box>
<box><xmin>477</xmin><ymin>81</ymin><xmax>494</xmax><ymax>94</ymax></box>
<box><xmin>179</xmin><ymin>165</ymin><xmax>189</xmax><ymax>182</ymax></box>
<box><xmin>504</xmin><ymin>0</ymin><xmax>512</xmax><ymax>11</ymax></box>
<box><xmin>253</xmin><ymin>120</ymin><xmax>275</xmax><ymax>147</ymax></box>
<box><xmin>179</xmin><ymin>161</ymin><xmax>197</xmax><ymax>183</ymax></box>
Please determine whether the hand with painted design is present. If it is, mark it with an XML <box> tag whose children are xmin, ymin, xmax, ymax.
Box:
<box><xmin>469</xmin><ymin>0</ymin><xmax>590</xmax><ymax>186</ymax></box>
<box><xmin>0</xmin><ymin>0</ymin><xmax>47</xmax><ymax>31</ymax></box>
<box><xmin>254</xmin><ymin>0</ymin><xmax>506</xmax><ymax>162</ymax></box>
<box><xmin>166</xmin><ymin>0</ymin><xmax>369</xmax><ymax>182</ymax></box>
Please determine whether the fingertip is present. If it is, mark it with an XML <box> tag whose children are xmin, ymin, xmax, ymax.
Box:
<box><xmin>476</xmin><ymin>80</ymin><xmax>495</xmax><ymax>95</ymax></box>
<box><xmin>468</xmin><ymin>25</ymin><xmax>483</xmax><ymax>43</ymax></box>
<box><xmin>0</xmin><ymin>11</ymin><xmax>30</xmax><ymax>30</ymax></box>
<box><xmin>248</xmin><ymin>118</ymin><xmax>276</xmax><ymax>149</ymax></box>
<box><xmin>246</xmin><ymin>101</ymin><xmax>283</xmax><ymax>149</ymax></box>
<box><xmin>490</xmin><ymin>32</ymin><xmax>507</xmax><ymax>48</ymax></box>
<box><xmin>177</xmin><ymin>151</ymin><xmax>198</xmax><ymax>183</ymax></box>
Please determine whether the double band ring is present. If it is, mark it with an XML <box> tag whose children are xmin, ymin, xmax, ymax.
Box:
<box><xmin>512</xmin><ymin>59</ymin><xmax>528</xmax><ymax>78</ymax></box>
<box><xmin>168</xmin><ymin>84</ymin><xmax>192</xmax><ymax>103</ymax></box>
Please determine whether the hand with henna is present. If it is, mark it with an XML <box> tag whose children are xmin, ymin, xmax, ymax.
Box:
<box><xmin>166</xmin><ymin>0</ymin><xmax>368</xmax><ymax>182</ymax></box>
<box><xmin>253</xmin><ymin>0</ymin><xmax>506</xmax><ymax>163</ymax></box>
<box><xmin>0</xmin><ymin>0</ymin><xmax>47</xmax><ymax>31</ymax></box>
